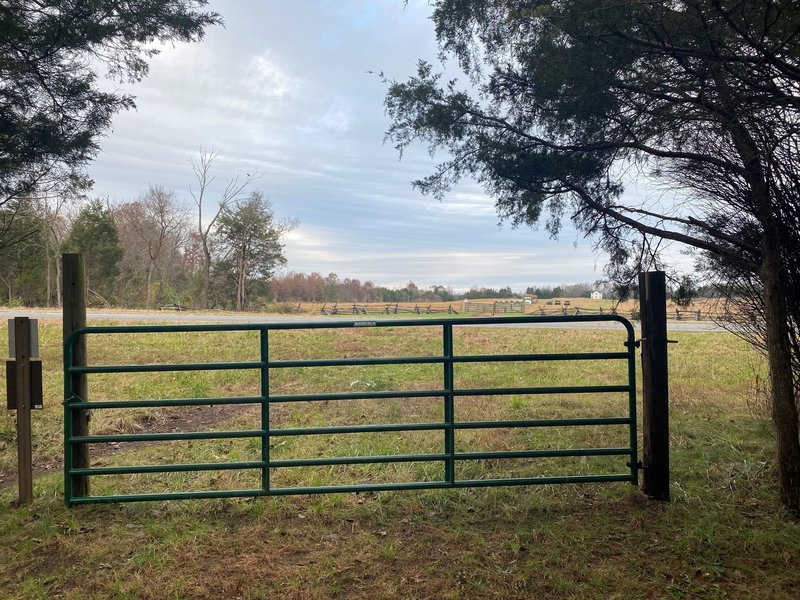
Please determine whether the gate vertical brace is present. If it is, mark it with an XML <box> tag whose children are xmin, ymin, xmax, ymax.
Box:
<box><xmin>626</xmin><ymin>322</ymin><xmax>638</xmax><ymax>486</ymax></box>
<box><xmin>63</xmin><ymin>253</ymin><xmax>89</xmax><ymax>502</ymax></box>
<box><xmin>443</xmin><ymin>323</ymin><xmax>455</xmax><ymax>484</ymax></box>
<box><xmin>639</xmin><ymin>271</ymin><xmax>670</xmax><ymax>501</ymax></box>
<box><xmin>260</xmin><ymin>328</ymin><xmax>270</xmax><ymax>495</ymax></box>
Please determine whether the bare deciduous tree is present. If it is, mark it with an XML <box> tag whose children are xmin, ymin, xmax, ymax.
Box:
<box><xmin>189</xmin><ymin>147</ymin><xmax>257</xmax><ymax>308</ymax></box>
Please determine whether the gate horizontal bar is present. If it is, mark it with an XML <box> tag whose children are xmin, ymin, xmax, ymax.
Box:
<box><xmin>68</xmin><ymin>361</ymin><xmax>263</xmax><ymax>374</ymax></box>
<box><xmin>269</xmin><ymin>389</ymin><xmax>445</xmax><ymax>402</ymax></box>
<box><xmin>269</xmin><ymin>384</ymin><xmax>629</xmax><ymax>404</ymax></box>
<box><xmin>70</xmin><ymin>430</ymin><xmax>263</xmax><ymax>444</ymax></box>
<box><xmin>65</xmin><ymin>353</ymin><xmax>630</xmax><ymax>379</ymax></box>
<box><xmin>455</xmin><ymin>447</ymin><xmax>630</xmax><ymax>460</ymax></box>
<box><xmin>455</xmin><ymin>385</ymin><xmax>630</xmax><ymax>396</ymax></box>
<box><xmin>268</xmin><ymin>473</ymin><xmax>634</xmax><ymax>496</ymax></box>
<box><xmin>66</xmin><ymin>396</ymin><xmax>265</xmax><ymax>409</ymax></box>
<box><xmin>68</xmin><ymin>472</ymin><xmax>636</xmax><ymax>504</ymax></box>
<box><xmin>267</xmin><ymin>351</ymin><xmax>629</xmax><ymax>369</ymax></box>
<box><xmin>270</xmin><ymin>453</ymin><xmax>447</xmax><ymax>467</ymax></box>
<box><xmin>69</xmin><ymin>488</ymin><xmax>268</xmax><ymax>504</ymax></box>
<box><xmin>270</xmin><ymin>422</ymin><xmax>447</xmax><ymax>436</ymax></box>
<box><xmin>64</xmin><ymin>313</ymin><xmax>635</xmax><ymax>338</ymax></box>
<box><xmin>451</xmin><ymin>352</ymin><xmax>629</xmax><ymax>363</ymax></box>
<box><xmin>269</xmin><ymin>447</ymin><xmax>630</xmax><ymax>467</ymax></box>
<box><xmin>70</xmin><ymin>460</ymin><xmax>265</xmax><ymax>476</ymax></box>
<box><xmin>269</xmin><ymin>356</ymin><xmax>444</xmax><ymax>368</ymax></box>
<box><xmin>455</xmin><ymin>417</ymin><xmax>631</xmax><ymax>429</ymax></box>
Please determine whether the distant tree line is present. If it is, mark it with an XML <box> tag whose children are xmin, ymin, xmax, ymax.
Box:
<box><xmin>0</xmin><ymin>158</ymin><xmax>295</xmax><ymax>311</ymax></box>
<box><xmin>270</xmin><ymin>273</ymin><xmax>618</xmax><ymax>304</ymax></box>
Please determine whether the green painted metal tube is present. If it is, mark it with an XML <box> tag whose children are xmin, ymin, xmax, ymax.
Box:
<box><xmin>627</xmin><ymin>327</ymin><xmax>639</xmax><ymax>486</ymax></box>
<box><xmin>454</xmin><ymin>417</ymin><xmax>630</xmax><ymax>429</ymax></box>
<box><xmin>266</xmin><ymin>351</ymin><xmax>628</xmax><ymax>369</ymax></box>
<box><xmin>68</xmin><ymin>361</ymin><xmax>263</xmax><ymax>374</ymax></box>
<box><xmin>451</xmin><ymin>352</ymin><xmax>629</xmax><ymax>363</ymax></box>
<box><xmin>63</xmin><ymin>333</ymin><xmax>75</xmax><ymax>507</ymax></box>
<box><xmin>70</xmin><ymin>461</ymin><xmax>265</xmax><ymax>476</ymax></box>
<box><xmin>63</xmin><ymin>394</ymin><xmax>74</xmax><ymax>507</ymax></box>
<box><xmin>270</xmin><ymin>453</ymin><xmax>447</xmax><ymax>468</ymax></box>
<box><xmin>454</xmin><ymin>448</ymin><xmax>631</xmax><ymax>460</ymax></box>
<box><xmin>260</xmin><ymin>329</ymin><xmax>270</xmax><ymax>493</ymax></box>
<box><xmin>443</xmin><ymin>323</ymin><xmax>455</xmax><ymax>484</ymax></box>
<box><xmin>69</xmin><ymin>488</ymin><xmax>268</xmax><ymax>504</ymax></box>
<box><xmin>69</xmin><ymin>474</ymin><xmax>635</xmax><ymax>504</ymax></box>
<box><xmin>269</xmin><ymin>389</ymin><xmax>446</xmax><ymax>402</ymax></box>
<box><xmin>268</xmin><ymin>473</ymin><xmax>633</xmax><ymax>496</ymax></box>
<box><xmin>454</xmin><ymin>384</ymin><xmax>630</xmax><ymax>396</ymax></box>
<box><xmin>270</xmin><ymin>422</ymin><xmax>447</xmax><ymax>436</ymax></box>
<box><xmin>63</xmin><ymin>313</ymin><xmax>635</xmax><ymax>343</ymax></box>
<box><xmin>66</xmin><ymin>396</ymin><xmax>264</xmax><ymax>410</ymax></box>
<box><xmin>269</xmin><ymin>356</ymin><xmax>445</xmax><ymax>368</ymax></box>
<box><xmin>269</xmin><ymin>384</ymin><xmax>629</xmax><ymax>404</ymax></box>
<box><xmin>268</xmin><ymin>481</ymin><xmax>451</xmax><ymax>495</ymax></box>
<box><xmin>452</xmin><ymin>474</ymin><xmax>634</xmax><ymax>488</ymax></box>
<box><xmin>70</xmin><ymin>429</ymin><xmax>263</xmax><ymax>444</ymax></box>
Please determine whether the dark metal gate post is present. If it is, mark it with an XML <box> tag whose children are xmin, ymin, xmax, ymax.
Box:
<box><xmin>639</xmin><ymin>271</ymin><xmax>670</xmax><ymax>501</ymax></box>
<box><xmin>63</xmin><ymin>253</ymin><xmax>89</xmax><ymax>499</ymax></box>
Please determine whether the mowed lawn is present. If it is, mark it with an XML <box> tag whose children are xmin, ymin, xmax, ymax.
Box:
<box><xmin>0</xmin><ymin>318</ymin><xmax>798</xmax><ymax>599</ymax></box>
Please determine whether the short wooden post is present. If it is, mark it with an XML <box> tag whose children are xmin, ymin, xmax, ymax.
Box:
<box><xmin>13</xmin><ymin>317</ymin><xmax>34</xmax><ymax>504</ymax></box>
<box><xmin>639</xmin><ymin>271</ymin><xmax>670</xmax><ymax>501</ymax></box>
<box><xmin>63</xmin><ymin>253</ymin><xmax>89</xmax><ymax>498</ymax></box>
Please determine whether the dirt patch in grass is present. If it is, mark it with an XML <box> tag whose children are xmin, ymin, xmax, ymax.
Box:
<box><xmin>0</xmin><ymin>402</ymin><xmax>259</xmax><ymax>491</ymax></box>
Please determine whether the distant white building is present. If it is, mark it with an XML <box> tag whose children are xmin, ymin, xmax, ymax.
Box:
<box><xmin>590</xmin><ymin>290</ymin><xmax>603</xmax><ymax>300</ymax></box>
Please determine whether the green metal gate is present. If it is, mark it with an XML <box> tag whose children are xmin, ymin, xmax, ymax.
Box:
<box><xmin>64</xmin><ymin>315</ymin><xmax>638</xmax><ymax>505</ymax></box>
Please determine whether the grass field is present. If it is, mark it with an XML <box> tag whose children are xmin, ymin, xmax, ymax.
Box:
<box><xmin>1</xmin><ymin>318</ymin><xmax>799</xmax><ymax>599</ymax></box>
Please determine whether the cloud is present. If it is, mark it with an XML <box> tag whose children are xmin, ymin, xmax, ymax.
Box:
<box><xmin>247</xmin><ymin>53</ymin><xmax>297</xmax><ymax>99</ymax></box>
<box><xmin>88</xmin><ymin>1</ymin><xmax>616</xmax><ymax>291</ymax></box>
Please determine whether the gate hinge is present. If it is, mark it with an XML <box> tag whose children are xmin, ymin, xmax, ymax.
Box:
<box><xmin>627</xmin><ymin>461</ymin><xmax>645</xmax><ymax>471</ymax></box>
<box><xmin>624</xmin><ymin>339</ymin><xmax>642</xmax><ymax>348</ymax></box>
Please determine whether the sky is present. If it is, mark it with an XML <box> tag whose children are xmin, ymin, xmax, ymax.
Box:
<box><xmin>87</xmin><ymin>0</ymin><xmax>627</xmax><ymax>292</ymax></box>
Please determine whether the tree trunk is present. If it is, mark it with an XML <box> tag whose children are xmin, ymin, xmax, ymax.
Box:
<box><xmin>56</xmin><ymin>256</ymin><xmax>62</xmax><ymax>307</ymax></box>
<box><xmin>45</xmin><ymin>244</ymin><xmax>53</xmax><ymax>307</ymax></box>
<box><xmin>761</xmin><ymin>239</ymin><xmax>800</xmax><ymax>515</ymax></box>
<box><xmin>200</xmin><ymin>244</ymin><xmax>211</xmax><ymax>309</ymax></box>
<box><xmin>146</xmin><ymin>262</ymin><xmax>154</xmax><ymax>309</ymax></box>
<box><xmin>236</xmin><ymin>255</ymin><xmax>247</xmax><ymax>311</ymax></box>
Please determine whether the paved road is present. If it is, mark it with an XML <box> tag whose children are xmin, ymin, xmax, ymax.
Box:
<box><xmin>0</xmin><ymin>308</ymin><xmax>727</xmax><ymax>332</ymax></box>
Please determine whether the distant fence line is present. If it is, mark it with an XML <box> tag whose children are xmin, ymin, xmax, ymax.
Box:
<box><xmin>320</xmin><ymin>302</ymin><xmax>460</xmax><ymax>315</ymax></box>
<box><xmin>311</xmin><ymin>301</ymin><xmax>741</xmax><ymax>321</ymax></box>
<box><xmin>463</xmin><ymin>301</ymin><xmax>524</xmax><ymax>314</ymax></box>
<box><xmin>528</xmin><ymin>307</ymin><xmax>739</xmax><ymax>322</ymax></box>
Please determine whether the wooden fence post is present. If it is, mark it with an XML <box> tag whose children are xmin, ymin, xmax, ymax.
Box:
<box><xmin>639</xmin><ymin>271</ymin><xmax>670</xmax><ymax>501</ymax></box>
<box><xmin>13</xmin><ymin>317</ymin><xmax>34</xmax><ymax>504</ymax></box>
<box><xmin>63</xmin><ymin>253</ymin><xmax>89</xmax><ymax>498</ymax></box>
